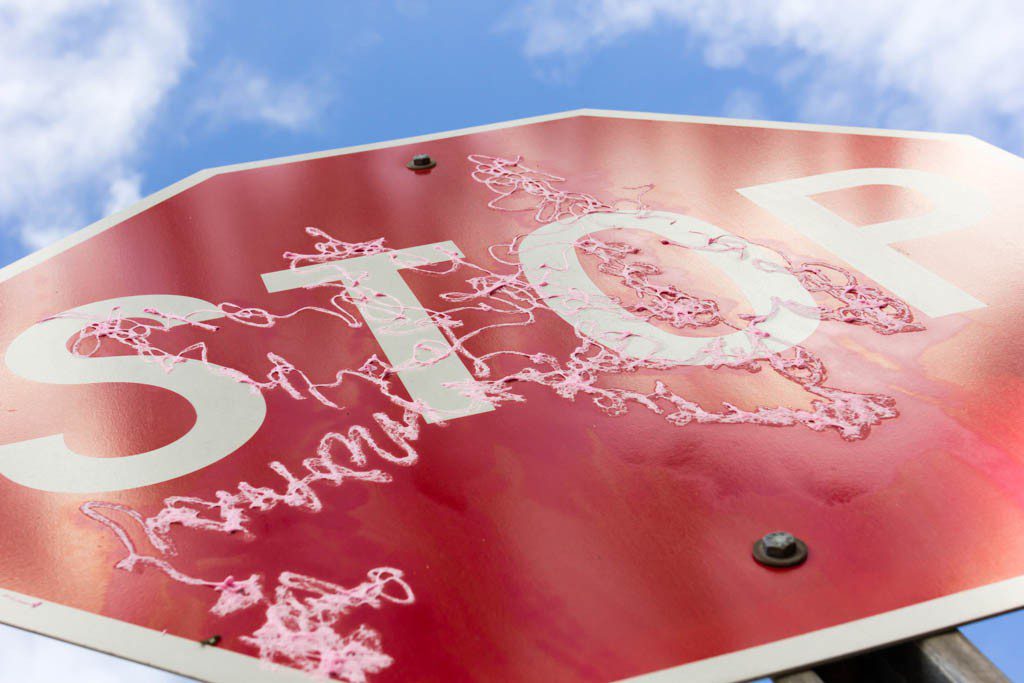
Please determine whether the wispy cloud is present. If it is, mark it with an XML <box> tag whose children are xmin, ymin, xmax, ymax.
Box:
<box><xmin>0</xmin><ymin>0</ymin><xmax>191</xmax><ymax>249</ymax></box>
<box><xmin>191</xmin><ymin>61</ymin><xmax>329</xmax><ymax>132</ymax></box>
<box><xmin>507</xmin><ymin>0</ymin><xmax>1024</xmax><ymax>151</ymax></box>
<box><xmin>722</xmin><ymin>88</ymin><xmax>765</xmax><ymax>120</ymax></box>
<box><xmin>103</xmin><ymin>174</ymin><xmax>143</xmax><ymax>217</ymax></box>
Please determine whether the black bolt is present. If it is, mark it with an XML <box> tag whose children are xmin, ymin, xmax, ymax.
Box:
<box><xmin>753</xmin><ymin>530</ymin><xmax>807</xmax><ymax>568</ymax></box>
<box><xmin>199</xmin><ymin>635</ymin><xmax>221</xmax><ymax>647</ymax></box>
<box><xmin>407</xmin><ymin>153</ymin><xmax>436</xmax><ymax>170</ymax></box>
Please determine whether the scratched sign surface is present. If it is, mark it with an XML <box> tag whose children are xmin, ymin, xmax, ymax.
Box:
<box><xmin>1</xmin><ymin>111</ymin><xmax>1024</xmax><ymax>683</ymax></box>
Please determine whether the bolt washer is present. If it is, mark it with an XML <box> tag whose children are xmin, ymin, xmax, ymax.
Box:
<box><xmin>407</xmin><ymin>154</ymin><xmax>437</xmax><ymax>170</ymax></box>
<box><xmin>752</xmin><ymin>535</ymin><xmax>808</xmax><ymax>568</ymax></box>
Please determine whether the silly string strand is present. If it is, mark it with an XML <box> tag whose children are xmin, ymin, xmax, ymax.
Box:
<box><xmin>77</xmin><ymin>153</ymin><xmax>924</xmax><ymax>681</ymax></box>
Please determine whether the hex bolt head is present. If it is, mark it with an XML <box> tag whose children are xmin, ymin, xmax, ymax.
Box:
<box><xmin>762</xmin><ymin>531</ymin><xmax>797</xmax><ymax>558</ymax></box>
<box><xmin>753</xmin><ymin>530</ymin><xmax>808</xmax><ymax>568</ymax></box>
<box><xmin>407</xmin><ymin>153</ymin><xmax>436</xmax><ymax>170</ymax></box>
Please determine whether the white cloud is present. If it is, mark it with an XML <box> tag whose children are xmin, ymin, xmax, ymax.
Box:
<box><xmin>191</xmin><ymin>61</ymin><xmax>328</xmax><ymax>131</ymax></box>
<box><xmin>702</xmin><ymin>40</ymin><xmax>746</xmax><ymax>69</ymax></box>
<box><xmin>508</xmin><ymin>0</ymin><xmax>1024</xmax><ymax>150</ymax></box>
<box><xmin>18</xmin><ymin>221</ymin><xmax>77</xmax><ymax>252</ymax></box>
<box><xmin>722</xmin><ymin>88</ymin><xmax>765</xmax><ymax>120</ymax></box>
<box><xmin>103</xmin><ymin>173</ymin><xmax>143</xmax><ymax>216</ymax></box>
<box><xmin>0</xmin><ymin>0</ymin><xmax>191</xmax><ymax>250</ymax></box>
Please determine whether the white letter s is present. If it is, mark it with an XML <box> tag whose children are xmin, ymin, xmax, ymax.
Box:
<box><xmin>0</xmin><ymin>295</ymin><xmax>266</xmax><ymax>493</ymax></box>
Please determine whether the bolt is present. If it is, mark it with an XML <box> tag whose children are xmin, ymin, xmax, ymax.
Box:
<box><xmin>753</xmin><ymin>530</ymin><xmax>807</xmax><ymax>568</ymax></box>
<box><xmin>762</xmin><ymin>531</ymin><xmax>797</xmax><ymax>558</ymax></box>
<box><xmin>407</xmin><ymin>153</ymin><xmax>436</xmax><ymax>170</ymax></box>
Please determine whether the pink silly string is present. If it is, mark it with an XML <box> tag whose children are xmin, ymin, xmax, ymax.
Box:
<box><xmin>74</xmin><ymin>162</ymin><xmax>920</xmax><ymax>441</ymax></box>
<box><xmin>575</xmin><ymin>236</ymin><xmax>723</xmax><ymax>330</ymax></box>
<box><xmin>656</xmin><ymin>232</ymin><xmax>922</xmax><ymax>337</ymax></box>
<box><xmin>787</xmin><ymin>260</ymin><xmax>924</xmax><ymax>335</ymax></box>
<box><xmin>613</xmin><ymin>183</ymin><xmax>656</xmax><ymax>217</ymax></box>
<box><xmin>76</xmin><ymin>314</ymin><xmax>427</xmax><ymax>681</ymax></box>
<box><xmin>456</xmin><ymin>154</ymin><xmax>923</xmax><ymax>438</ymax></box>
<box><xmin>69</xmin><ymin>157</ymin><xmax>925</xmax><ymax>442</ymax></box>
<box><xmin>81</xmin><ymin>404</ymin><xmax>420</xmax><ymax>681</ymax></box>
<box><xmin>467</xmin><ymin>152</ymin><xmax>920</xmax><ymax>338</ymax></box>
<box><xmin>244</xmin><ymin>569</ymin><xmax>413</xmax><ymax>681</ymax></box>
<box><xmin>468</xmin><ymin>154</ymin><xmax>611</xmax><ymax>223</ymax></box>
<box><xmin>80</xmin><ymin>501</ymin><xmax>265</xmax><ymax>616</ymax></box>
<box><xmin>1</xmin><ymin>593</ymin><xmax>42</xmax><ymax>608</ymax></box>
<box><xmin>69</xmin><ymin>306</ymin><xmax>438</xmax><ymax>420</ymax></box>
<box><xmin>57</xmin><ymin>234</ymin><xmax>403</xmax><ymax>385</ymax></box>
<box><xmin>84</xmin><ymin>495</ymin><xmax>409</xmax><ymax>680</ymax></box>
<box><xmin>77</xmin><ymin>153</ymin><xmax>928</xmax><ymax>680</ymax></box>
<box><xmin>284</xmin><ymin>229</ymin><xmax>388</xmax><ymax>270</ymax></box>
<box><xmin>91</xmin><ymin>406</ymin><xmax>420</xmax><ymax>557</ymax></box>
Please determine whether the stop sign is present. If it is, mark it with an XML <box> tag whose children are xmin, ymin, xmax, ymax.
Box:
<box><xmin>1</xmin><ymin>109</ymin><xmax>1023</xmax><ymax>683</ymax></box>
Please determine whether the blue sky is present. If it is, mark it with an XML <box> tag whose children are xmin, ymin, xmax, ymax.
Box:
<box><xmin>2</xmin><ymin>0</ymin><xmax>1024</xmax><ymax>680</ymax></box>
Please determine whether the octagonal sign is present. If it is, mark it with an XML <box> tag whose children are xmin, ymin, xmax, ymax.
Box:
<box><xmin>1</xmin><ymin>110</ymin><xmax>1024</xmax><ymax>683</ymax></box>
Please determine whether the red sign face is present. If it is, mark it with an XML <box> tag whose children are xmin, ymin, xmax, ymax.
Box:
<box><xmin>1</xmin><ymin>111</ymin><xmax>1023</xmax><ymax>683</ymax></box>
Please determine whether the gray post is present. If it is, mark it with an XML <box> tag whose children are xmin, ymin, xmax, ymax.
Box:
<box><xmin>908</xmin><ymin>631</ymin><xmax>1010</xmax><ymax>683</ymax></box>
<box><xmin>771</xmin><ymin>630</ymin><xmax>1009</xmax><ymax>683</ymax></box>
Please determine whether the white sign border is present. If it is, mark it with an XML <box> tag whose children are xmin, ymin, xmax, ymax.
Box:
<box><xmin>0</xmin><ymin>109</ymin><xmax>1020</xmax><ymax>683</ymax></box>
